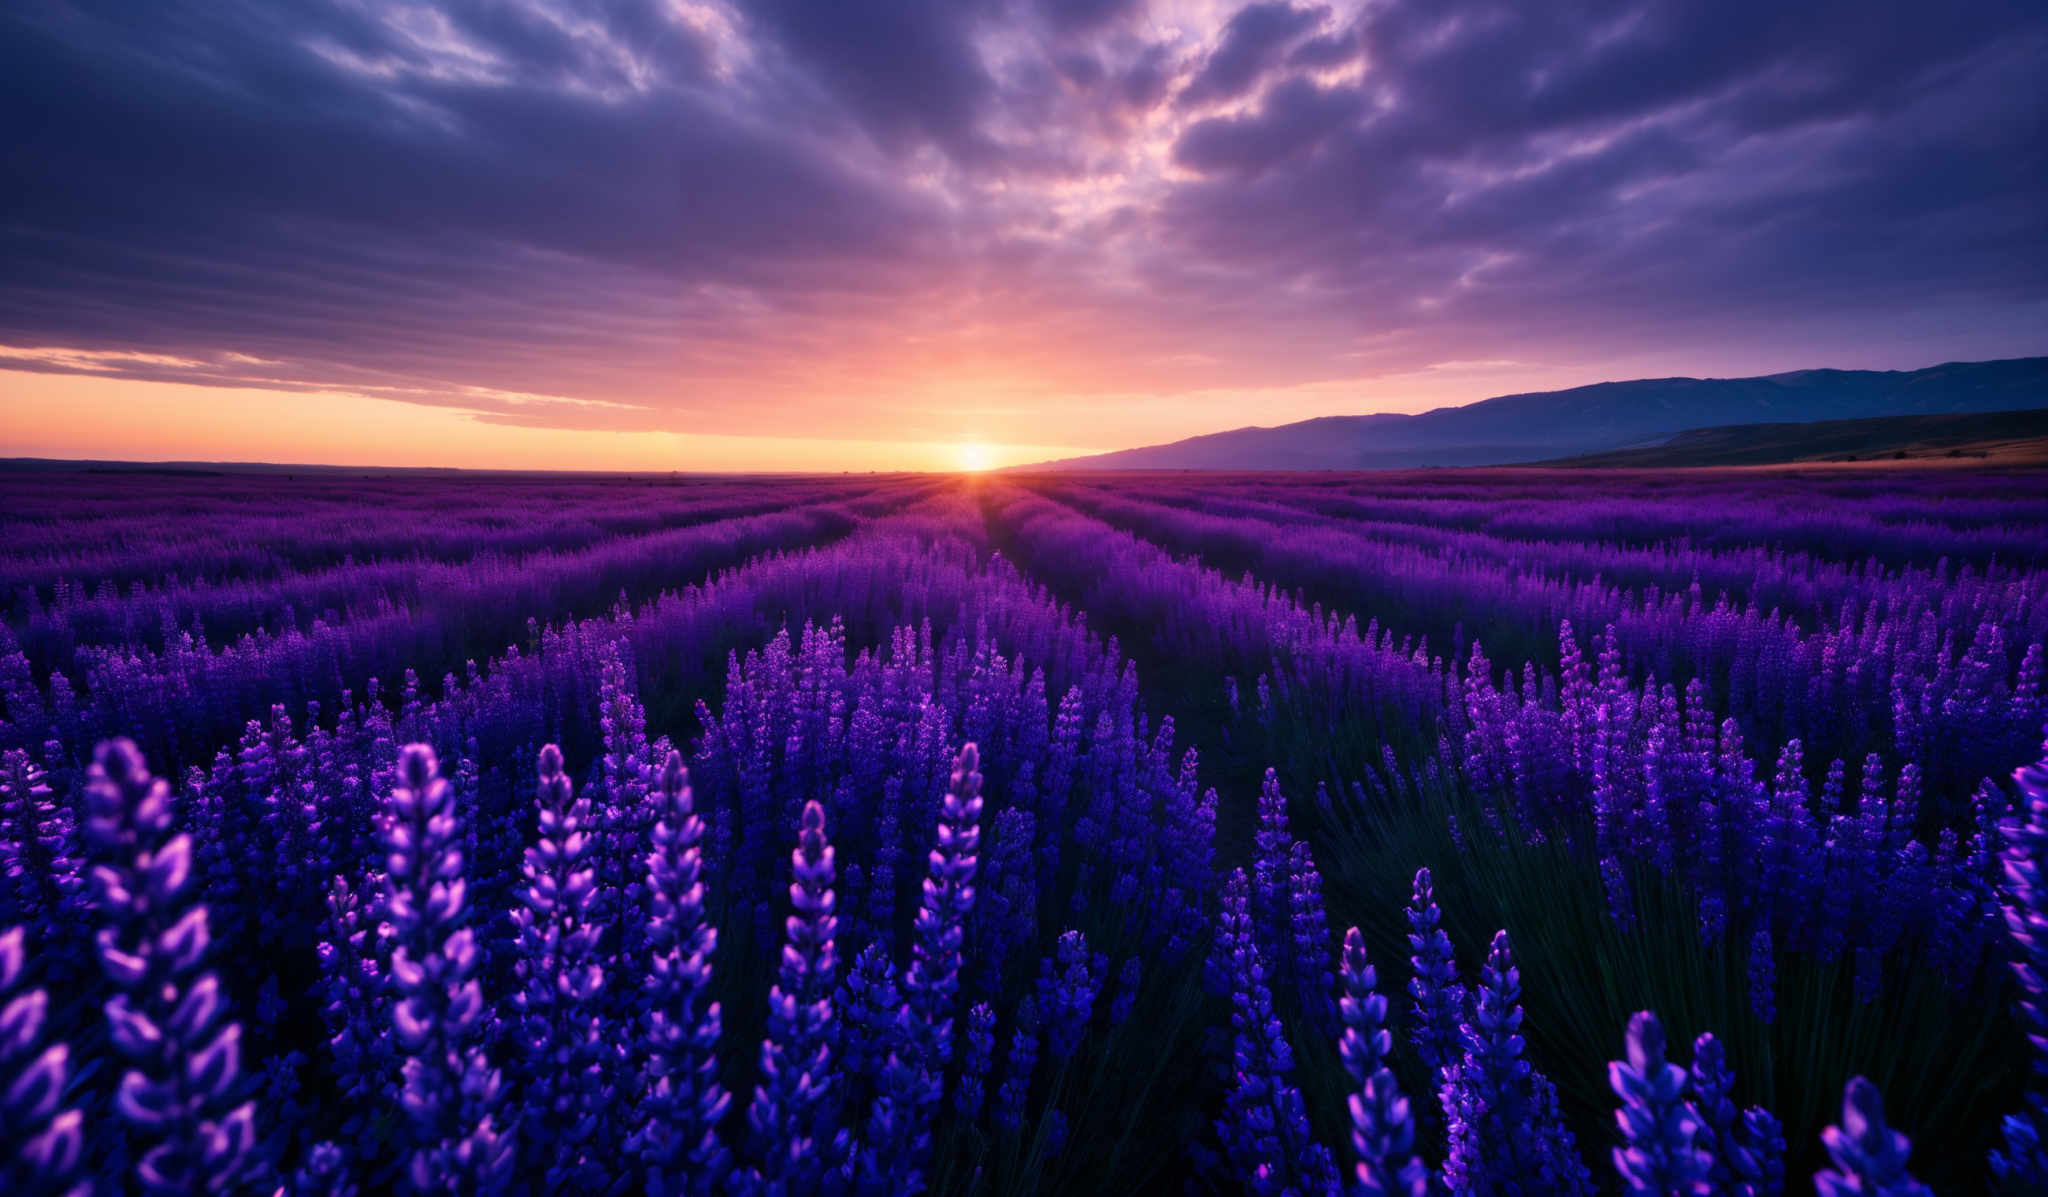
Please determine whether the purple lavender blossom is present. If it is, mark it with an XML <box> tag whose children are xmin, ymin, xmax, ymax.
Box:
<box><xmin>315</xmin><ymin>873</ymin><xmax>391</xmax><ymax>1130</ymax></box>
<box><xmin>1037</xmin><ymin>929</ymin><xmax>1107</xmax><ymax>1063</ymax></box>
<box><xmin>634</xmin><ymin>749</ymin><xmax>729</xmax><ymax>1196</ymax></box>
<box><xmin>510</xmin><ymin>743</ymin><xmax>608</xmax><ymax>1188</ymax></box>
<box><xmin>1733</xmin><ymin>1106</ymin><xmax>1786</xmax><ymax>1197</ymax></box>
<box><xmin>1607</xmin><ymin>1011</ymin><xmax>1711</xmax><ymax>1195</ymax></box>
<box><xmin>1994</xmin><ymin>738</ymin><xmax>2048</xmax><ymax>1189</ymax></box>
<box><xmin>1338</xmin><ymin>926</ymin><xmax>1427</xmax><ymax>1197</ymax></box>
<box><xmin>1814</xmin><ymin>1077</ymin><xmax>1933</xmax><ymax>1197</ymax></box>
<box><xmin>1440</xmin><ymin>929</ymin><xmax>1592</xmax><ymax>1197</ymax></box>
<box><xmin>0</xmin><ymin>925</ymin><xmax>87</xmax><ymax>1197</ymax></box>
<box><xmin>84</xmin><ymin>738</ymin><xmax>264</xmax><ymax>1194</ymax></box>
<box><xmin>742</xmin><ymin>799</ymin><xmax>840</xmax><ymax>1194</ymax></box>
<box><xmin>994</xmin><ymin>997</ymin><xmax>1041</xmax><ymax>1140</ymax></box>
<box><xmin>955</xmin><ymin>1002</ymin><xmax>996</xmax><ymax>1123</ymax></box>
<box><xmin>0</xmin><ymin>750</ymin><xmax>87</xmax><ymax>982</ymax></box>
<box><xmin>379</xmin><ymin>743</ymin><xmax>512</xmax><ymax>1194</ymax></box>
<box><xmin>1214</xmin><ymin>869</ymin><xmax>1339</xmax><ymax>1196</ymax></box>
<box><xmin>1286</xmin><ymin>840</ymin><xmax>1337</xmax><ymax>1036</ymax></box>
<box><xmin>1406</xmin><ymin>868</ymin><xmax>1464</xmax><ymax>1079</ymax></box>
<box><xmin>290</xmin><ymin>1141</ymin><xmax>359</xmax><ymax>1197</ymax></box>
<box><xmin>906</xmin><ymin>744</ymin><xmax>983</xmax><ymax>1094</ymax></box>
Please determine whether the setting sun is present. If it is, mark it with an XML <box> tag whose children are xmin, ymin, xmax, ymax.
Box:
<box><xmin>954</xmin><ymin>441</ymin><xmax>996</xmax><ymax>472</ymax></box>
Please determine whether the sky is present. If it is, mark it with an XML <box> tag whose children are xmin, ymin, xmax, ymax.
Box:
<box><xmin>2</xmin><ymin>0</ymin><xmax>2045</xmax><ymax>472</ymax></box>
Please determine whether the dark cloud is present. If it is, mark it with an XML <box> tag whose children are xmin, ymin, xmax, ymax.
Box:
<box><xmin>1178</xmin><ymin>3</ymin><xmax>1331</xmax><ymax>108</ymax></box>
<box><xmin>1</xmin><ymin>0</ymin><xmax>2044</xmax><ymax>442</ymax></box>
<box><xmin>1033</xmin><ymin>0</ymin><xmax>1150</xmax><ymax>35</ymax></box>
<box><xmin>1151</xmin><ymin>0</ymin><xmax>2048</xmax><ymax>353</ymax></box>
<box><xmin>742</xmin><ymin>0</ymin><xmax>1000</xmax><ymax>157</ymax></box>
<box><xmin>1173</xmin><ymin>78</ymin><xmax>1364</xmax><ymax>177</ymax></box>
<box><xmin>1287</xmin><ymin>25</ymin><xmax>1364</xmax><ymax>70</ymax></box>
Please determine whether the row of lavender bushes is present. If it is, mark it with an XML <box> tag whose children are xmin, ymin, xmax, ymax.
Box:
<box><xmin>7</xmin><ymin>726</ymin><xmax>2047</xmax><ymax>1193</ymax></box>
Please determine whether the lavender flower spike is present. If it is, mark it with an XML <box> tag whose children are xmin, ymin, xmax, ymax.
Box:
<box><xmin>1608</xmin><ymin>1011</ymin><xmax>1711</xmax><ymax>1195</ymax></box>
<box><xmin>1406</xmin><ymin>868</ymin><xmax>1464</xmax><ymax>1080</ymax></box>
<box><xmin>907</xmin><ymin>743</ymin><xmax>984</xmax><ymax>1090</ymax></box>
<box><xmin>635</xmin><ymin>750</ymin><xmax>729</xmax><ymax>1196</ymax></box>
<box><xmin>1814</xmin><ymin>1077</ymin><xmax>1933</xmax><ymax>1197</ymax></box>
<box><xmin>1</xmin><ymin>926</ymin><xmax>87</xmax><ymax>1197</ymax></box>
<box><xmin>1441</xmin><ymin>930</ymin><xmax>1592</xmax><ymax>1196</ymax></box>
<box><xmin>1339</xmin><ymin>927</ymin><xmax>1427</xmax><ymax>1197</ymax></box>
<box><xmin>1993</xmin><ymin>740</ymin><xmax>2048</xmax><ymax>1190</ymax></box>
<box><xmin>380</xmin><ymin>743</ymin><xmax>511</xmax><ymax>1195</ymax></box>
<box><xmin>511</xmin><ymin>744</ymin><xmax>607</xmax><ymax>1189</ymax></box>
<box><xmin>1214</xmin><ymin>869</ymin><xmax>1339</xmax><ymax>1196</ymax></box>
<box><xmin>84</xmin><ymin>738</ymin><xmax>263</xmax><ymax>1195</ymax></box>
<box><xmin>743</xmin><ymin>799</ymin><xmax>839</xmax><ymax>1194</ymax></box>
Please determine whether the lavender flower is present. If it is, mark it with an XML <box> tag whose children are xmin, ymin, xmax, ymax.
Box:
<box><xmin>634</xmin><ymin>750</ymin><xmax>729</xmax><ymax>1196</ymax></box>
<box><xmin>1339</xmin><ymin>927</ymin><xmax>1427</xmax><ymax>1197</ymax></box>
<box><xmin>1994</xmin><ymin>740</ymin><xmax>2048</xmax><ymax>1190</ymax></box>
<box><xmin>1037</xmin><ymin>929</ymin><xmax>1107</xmax><ymax>1062</ymax></box>
<box><xmin>906</xmin><ymin>744</ymin><xmax>983</xmax><ymax>1095</ymax></box>
<box><xmin>1814</xmin><ymin>1077</ymin><xmax>1933</xmax><ymax>1197</ymax></box>
<box><xmin>1686</xmin><ymin>1032</ymin><xmax>1740</xmax><ymax>1191</ymax></box>
<box><xmin>84</xmin><ymin>738</ymin><xmax>264</xmax><ymax>1194</ymax></box>
<box><xmin>1286</xmin><ymin>840</ymin><xmax>1337</xmax><ymax>1035</ymax></box>
<box><xmin>743</xmin><ymin>799</ymin><xmax>839</xmax><ymax>1194</ymax></box>
<box><xmin>1732</xmin><ymin>1107</ymin><xmax>1786</xmax><ymax>1197</ymax></box>
<box><xmin>595</xmin><ymin>644</ymin><xmax>652</xmax><ymax>952</ymax></box>
<box><xmin>1608</xmin><ymin>1012</ymin><xmax>1711</xmax><ymax>1195</ymax></box>
<box><xmin>315</xmin><ymin>874</ymin><xmax>391</xmax><ymax>1124</ymax></box>
<box><xmin>1252</xmin><ymin>770</ymin><xmax>1296</xmax><ymax>975</ymax></box>
<box><xmin>379</xmin><ymin>743</ymin><xmax>512</xmax><ymax>1194</ymax></box>
<box><xmin>510</xmin><ymin>744</ymin><xmax>607</xmax><ymax>1188</ymax></box>
<box><xmin>1214</xmin><ymin>869</ymin><xmax>1339</xmax><ymax>1196</ymax></box>
<box><xmin>836</xmin><ymin>943</ymin><xmax>903</xmax><ymax>1109</ymax></box>
<box><xmin>0</xmin><ymin>926</ymin><xmax>86</xmax><ymax>1197</ymax></box>
<box><xmin>1406</xmin><ymin>868</ymin><xmax>1464</xmax><ymax>1079</ymax></box>
<box><xmin>289</xmin><ymin>1142</ymin><xmax>358</xmax><ymax>1197</ymax></box>
<box><xmin>994</xmin><ymin>997</ymin><xmax>1040</xmax><ymax>1140</ymax></box>
<box><xmin>1440</xmin><ymin>930</ymin><xmax>1592</xmax><ymax>1197</ymax></box>
<box><xmin>955</xmin><ymin>1002</ymin><xmax>996</xmax><ymax>1122</ymax></box>
<box><xmin>0</xmin><ymin>750</ymin><xmax>87</xmax><ymax>979</ymax></box>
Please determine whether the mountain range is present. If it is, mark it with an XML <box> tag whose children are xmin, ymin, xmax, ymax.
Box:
<box><xmin>1020</xmin><ymin>357</ymin><xmax>2048</xmax><ymax>470</ymax></box>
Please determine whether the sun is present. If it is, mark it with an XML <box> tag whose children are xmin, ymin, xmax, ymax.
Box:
<box><xmin>953</xmin><ymin>441</ymin><xmax>997</xmax><ymax>472</ymax></box>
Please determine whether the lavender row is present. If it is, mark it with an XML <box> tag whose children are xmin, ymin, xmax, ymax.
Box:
<box><xmin>1083</xmin><ymin>469</ymin><xmax>2048</xmax><ymax>567</ymax></box>
<box><xmin>0</xmin><ymin>495</ymin><xmax>999</xmax><ymax>769</ymax></box>
<box><xmin>0</xmin><ymin>472</ymin><xmax>919</xmax><ymax>598</ymax></box>
<box><xmin>1044</xmin><ymin>476</ymin><xmax>2047</xmax><ymax>636</ymax></box>
<box><xmin>5</xmin><ymin>482</ymin><xmax>934</xmax><ymax>670</ymax></box>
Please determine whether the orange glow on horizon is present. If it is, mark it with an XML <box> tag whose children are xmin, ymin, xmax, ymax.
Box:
<box><xmin>0</xmin><ymin>372</ymin><xmax>1085</xmax><ymax>473</ymax></box>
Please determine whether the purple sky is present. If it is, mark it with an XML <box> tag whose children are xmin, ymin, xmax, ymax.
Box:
<box><xmin>2</xmin><ymin>0</ymin><xmax>2045</xmax><ymax>469</ymax></box>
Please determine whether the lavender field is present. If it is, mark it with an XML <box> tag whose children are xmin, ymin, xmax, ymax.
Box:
<box><xmin>5</xmin><ymin>465</ymin><xmax>2048</xmax><ymax>1196</ymax></box>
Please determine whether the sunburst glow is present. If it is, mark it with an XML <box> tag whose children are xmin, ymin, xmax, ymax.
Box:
<box><xmin>954</xmin><ymin>441</ymin><xmax>996</xmax><ymax>472</ymax></box>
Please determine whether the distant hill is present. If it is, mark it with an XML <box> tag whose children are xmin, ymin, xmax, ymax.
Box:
<box><xmin>1546</xmin><ymin>407</ymin><xmax>2048</xmax><ymax>468</ymax></box>
<box><xmin>1021</xmin><ymin>357</ymin><xmax>2048</xmax><ymax>470</ymax></box>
